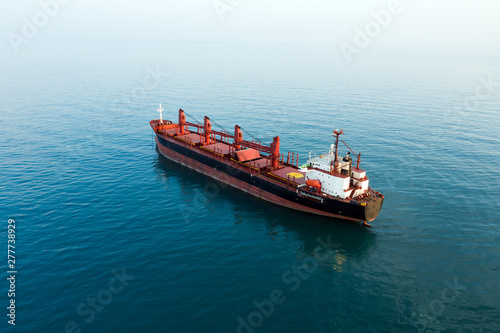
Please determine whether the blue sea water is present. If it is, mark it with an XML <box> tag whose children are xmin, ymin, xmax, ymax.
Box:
<box><xmin>1</xmin><ymin>42</ymin><xmax>500</xmax><ymax>332</ymax></box>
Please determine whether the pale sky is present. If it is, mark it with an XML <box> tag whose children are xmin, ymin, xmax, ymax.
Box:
<box><xmin>1</xmin><ymin>0</ymin><xmax>499</xmax><ymax>52</ymax></box>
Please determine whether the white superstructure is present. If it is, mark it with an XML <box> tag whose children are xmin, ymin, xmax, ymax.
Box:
<box><xmin>299</xmin><ymin>143</ymin><xmax>369</xmax><ymax>199</ymax></box>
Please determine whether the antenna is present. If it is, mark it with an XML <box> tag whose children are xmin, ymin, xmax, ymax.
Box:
<box><xmin>157</xmin><ymin>103</ymin><xmax>164</xmax><ymax>123</ymax></box>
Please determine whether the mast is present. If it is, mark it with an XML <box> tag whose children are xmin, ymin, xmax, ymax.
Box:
<box><xmin>157</xmin><ymin>103</ymin><xmax>164</xmax><ymax>123</ymax></box>
<box><xmin>333</xmin><ymin>128</ymin><xmax>344</xmax><ymax>165</ymax></box>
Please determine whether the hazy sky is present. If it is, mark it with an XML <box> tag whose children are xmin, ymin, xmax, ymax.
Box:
<box><xmin>1</xmin><ymin>0</ymin><xmax>499</xmax><ymax>52</ymax></box>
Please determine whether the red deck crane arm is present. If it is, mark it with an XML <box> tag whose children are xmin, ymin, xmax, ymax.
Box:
<box><xmin>184</xmin><ymin>121</ymin><xmax>271</xmax><ymax>153</ymax></box>
<box><xmin>181</xmin><ymin>109</ymin><xmax>275</xmax><ymax>156</ymax></box>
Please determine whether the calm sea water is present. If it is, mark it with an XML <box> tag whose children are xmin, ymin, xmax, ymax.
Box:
<box><xmin>1</xmin><ymin>42</ymin><xmax>499</xmax><ymax>332</ymax></box>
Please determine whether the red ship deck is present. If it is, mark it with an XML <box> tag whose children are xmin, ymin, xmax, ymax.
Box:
<box><xmin>176</xmin><ymin>133</ymin><xmax>204</xmax><ymax>144</ymax></box>
<box><xmin>201</xmin><ymin>142</ymin><xmax>232</xmax><ymax>155</ymax></box>
<box><xmin>248</xmin><ymin>157</ymin><xmax>269</xmax><ymax>169</ymax></box>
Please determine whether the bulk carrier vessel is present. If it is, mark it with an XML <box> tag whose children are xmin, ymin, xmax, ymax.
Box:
<box><xmin>150</xmin><ymin>105</ymin><xmax>384</xmax><ymax>226</ymax></box>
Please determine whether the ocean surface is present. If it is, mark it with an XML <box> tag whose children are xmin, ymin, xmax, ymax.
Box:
<box><xmin>1</xmin><ymin>42</ymin><xmax>500</xmax><ymax>332</ymax></box>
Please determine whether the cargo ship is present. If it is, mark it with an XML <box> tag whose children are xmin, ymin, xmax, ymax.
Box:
<box><xmin>150</xmin><ymin>105</ymin><xmax>384</xmax><ymax>226</ymax></box>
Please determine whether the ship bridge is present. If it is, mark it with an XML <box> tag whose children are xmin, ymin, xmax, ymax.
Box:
<box><xmin>299</xmin><ymin>131</ymin><xmax>370</xmax><ymax>199</ymax></box>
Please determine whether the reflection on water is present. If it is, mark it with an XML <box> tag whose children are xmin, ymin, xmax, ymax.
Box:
<box><xmin>153</xmin><ymin>149</ymin><xmax>377</xmax><ymax>272</ymax></box>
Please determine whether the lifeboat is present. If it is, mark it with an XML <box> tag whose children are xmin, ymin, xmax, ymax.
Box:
<box><xmin>306</xmin><ymin>179</ymin><xmax>321</xmax><ymax>189</ymax></box>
